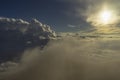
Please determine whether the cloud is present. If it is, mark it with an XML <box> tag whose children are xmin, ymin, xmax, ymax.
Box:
<box><xmin>0</xmin><ymin>61</ymin><xmax>18</xmax><ymax>72</ymax></box>
<box><xmin>58</xmin><ymin>0</ymin><xmax>105</xmax><ymax>17</ymax></box>
<box><xmin>0</xmin><ymin>17</ymin><xmax>56</xmax><ymax>38</ymax></box>
<box><xmin>1</xmin><ymin>37</ymin><xmax>120</xmax><ymax>80</ymax></box>
<box><xmin>67</xmin><ymin>24</ymin><xmax>76</xmax><ymax>28</ymax></box>
<box><xmin>57</xmin><ymin>0</ymin><xmax>120</xmax><ymax>31</ymax></box>
<box><xmin>0</xmin><ymin>17</ymin><xmax>56</xmax><ymax>63</ymax></box>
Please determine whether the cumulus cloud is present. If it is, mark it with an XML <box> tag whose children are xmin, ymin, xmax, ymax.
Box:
<box><xmin>0</xmin><ymin>17</ymin><xmax>56</xmax><ymax>38</ymax></box>
<box><xmin>0</xmin><ymin>17</ymin><xmax>56</xmax><ymax>63</ymax></box>
<box><xmin>1</xmin><ymin>37</ymin><xmax>120</xmax><ymax>80</ymax></box>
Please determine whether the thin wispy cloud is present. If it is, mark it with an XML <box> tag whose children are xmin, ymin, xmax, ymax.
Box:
<box><xmin>67</xmin><ymin>24</ymin><xmax>76</xmax><ymax>28</ymax></box>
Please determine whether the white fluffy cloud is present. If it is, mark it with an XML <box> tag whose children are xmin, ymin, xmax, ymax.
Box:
<box><xmin>0</xmin><ymin>17</ymin><xmax>56</xmax><ymax>39</ymax></box>
<box><xmin>0</xmin><ymin>17</ymin><xmax>57</xmax><ymax>63</ymax></box>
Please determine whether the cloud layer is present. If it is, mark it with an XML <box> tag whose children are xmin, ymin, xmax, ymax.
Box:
<box><xmin>1</xmin><ymin>37</ymin><xmax>120</xmax><ymax>80</ymax></box>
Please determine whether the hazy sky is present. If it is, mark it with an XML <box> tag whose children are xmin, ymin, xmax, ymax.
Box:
<box><xmin>0</xmin><ymin>0</ymin><xmax>120</xmax><ymax>32</ymax></box>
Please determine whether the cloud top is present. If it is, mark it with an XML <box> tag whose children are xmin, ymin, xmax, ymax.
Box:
<box><xmin>0</xmin><ymin>17</ymin><xmax>56</xmax><ymax>62</ymax></box>
<box><xmin>1</xmin><ymin>38</ymin><xmax>120</xmax><ymax>80</ymax></box>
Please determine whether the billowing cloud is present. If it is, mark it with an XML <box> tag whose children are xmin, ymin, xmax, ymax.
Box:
<box><xmin>0</xmin><ymin>17</ymin><xmax>56</xmax><ymax>62</ymax></box>
<box><xmin>0</xmin><ymin>17</ymin><xmax>56</xmax><ymax>38</ymax></box>
<box><xmin>1</xmin><ymin>37</ymin><xmax>120</xmax><ymax>80</ymax></box>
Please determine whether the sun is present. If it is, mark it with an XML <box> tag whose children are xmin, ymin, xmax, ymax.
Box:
<box><xmin>99</xmin><ymin>10</ymin><xmax>112</xmax><ymax>24</ymax></box>
<box><xmin>87</xmin><ymin>4</ymin><xmax>119</xmax><ymax>33</ymax></box>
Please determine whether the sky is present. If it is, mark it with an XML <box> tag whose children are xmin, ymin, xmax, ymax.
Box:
<box><xmin>0</xmin><ymin>0</ymin><xmax>92</xmax><ymax>32</ymax></box>
<box><xmin>2</xmin><ymin>0</ymin><xmax>120</xmax><ymax>79</ymax></box>
<box><xmin>0</xmin><ymin>0</ymin><xmax>120</xmax><ymax>32</ymax></box>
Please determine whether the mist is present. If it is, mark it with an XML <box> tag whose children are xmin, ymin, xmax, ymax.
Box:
<box><xmin>1</xmin><ymin>37</ymin><xmax>120</xmax><ymax>80</ymax></box>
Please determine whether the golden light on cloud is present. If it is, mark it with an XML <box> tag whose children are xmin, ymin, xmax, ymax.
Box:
<box><xmin>87</xmin><ymin>4</ymin><xmax>119</xmax><ymax>34</ymax></box>
<box><xmin>96</xmin><ymin>5</ymin><xmax>118</xmax><ymax>26</ymax></box>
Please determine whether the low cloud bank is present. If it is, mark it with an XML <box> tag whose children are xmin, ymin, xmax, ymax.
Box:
<box><xmin>1</xmin><ymin>38</ymin><xmax>120</xmax><ymax>80</ymax></box>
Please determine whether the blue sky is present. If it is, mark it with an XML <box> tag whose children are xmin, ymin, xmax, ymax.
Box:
<box><xmin>0</xmin><ymin>0</ymin><xmax>92</xmax><ymax>32</ymax></box>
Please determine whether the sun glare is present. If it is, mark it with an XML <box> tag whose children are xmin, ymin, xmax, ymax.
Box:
<box><xmin>99</xmin><ymin>10</ymin><xmax>112</xmax><ymax>24</ymax></box>
<box><xmin>87</xmin><ymin>5</ymin><xmax>119</xmax><ymax>33</ymax></box>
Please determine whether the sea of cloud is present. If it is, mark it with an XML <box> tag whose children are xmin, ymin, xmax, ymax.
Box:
<box><xmin>0</xmin><ymin>36</ymin><xmax>120</xmax><ymax>80</ymax></box>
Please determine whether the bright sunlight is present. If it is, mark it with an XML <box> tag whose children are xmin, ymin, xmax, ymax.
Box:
<box><xmin>99</xmin><ymin>10</ymin><xmax>112</xmax><ymax>24</ymax></box>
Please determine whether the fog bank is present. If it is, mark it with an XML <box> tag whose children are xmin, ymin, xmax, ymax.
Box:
<box><xmin>1</xmin><ymin>38</ymin><xmax>120</xmax><ymax>80</ymax></box>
